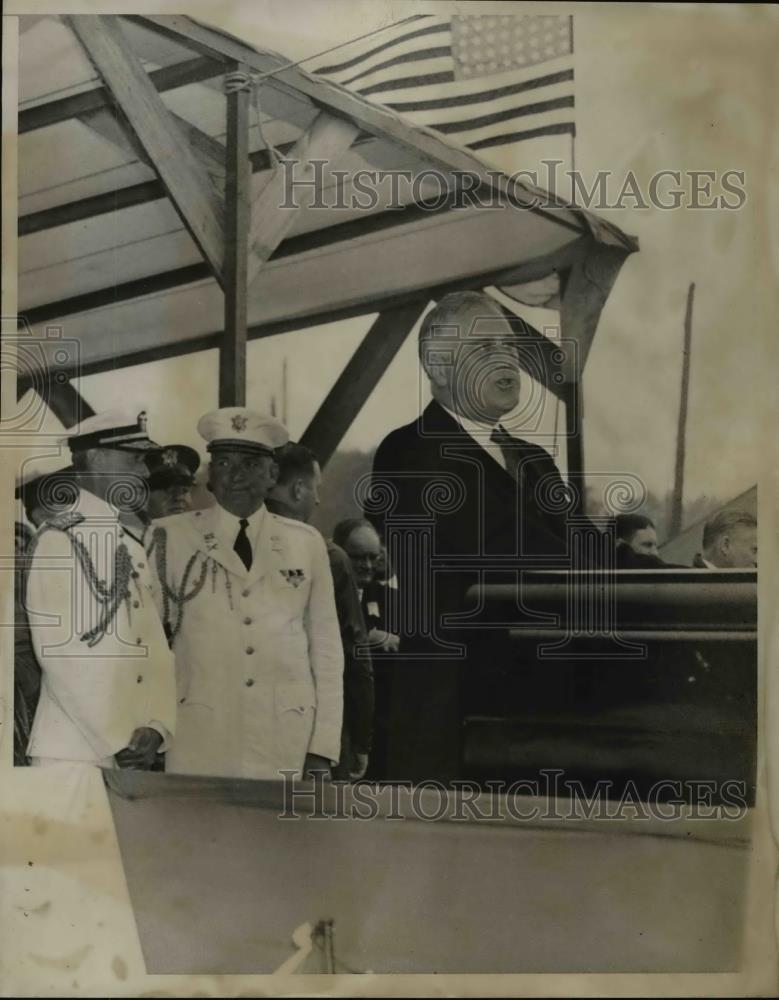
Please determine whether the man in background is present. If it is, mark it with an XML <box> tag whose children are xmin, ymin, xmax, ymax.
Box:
<box><xmin>614</xmin><ymin>513</ymin><xmax>675</xmax><ymax>568</ymax></box>
<box><xmin>144</xmin><ymin>444</ymin><xmax>200</xmax><ymax>520</ymax></box>
<box><xmin>693</xmin><ymin>509</ymin><xmax>758</xmax><ymax>568</ymax></box>
<box><xmin>267</xmin><ymin>444</ymin><xmax>373</xmax><ymax>781</ymax></box>
<box><xmin>332</xmin><ymin>518</ymin><xmax>400</xmax><ymax>654</ymax></box>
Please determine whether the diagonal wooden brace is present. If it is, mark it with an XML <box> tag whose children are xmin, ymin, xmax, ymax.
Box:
<box><xmin>66</xmin><ymin>15</ymin><xmax>225</xmax><ymax>285</ymax></box>
<box><xmin>247</xmin><ymin>110</ymin><xmax>359</xmax><ymax>287</ymax></box>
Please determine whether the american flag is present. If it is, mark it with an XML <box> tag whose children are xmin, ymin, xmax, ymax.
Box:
<box><xmin>310</xmin><ymin>13</ymin><xmax>575</xmax><ymax>155</ymax></box>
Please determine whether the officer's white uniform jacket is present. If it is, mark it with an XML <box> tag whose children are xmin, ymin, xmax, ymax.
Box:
<box><xmin>26</xmin><ymin>488</ymin><xmax>177</xmax><ymax>765</ymax></box>
<box><xmin>149</xmin><ymin>503</ymin><xmax>343</xmax><ymax>780</ymax></box>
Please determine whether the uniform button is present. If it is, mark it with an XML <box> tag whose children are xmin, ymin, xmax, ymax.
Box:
<box><xmin>136</xmin><ymin>637</ymin><xmax>142</xmax><ymax>645</ymax></box>
<box><xmin>243</xmin><ymin>617</ymin><xmax>252</xmax><ymax>625</ymax></box>
<box><xmin>246</xmin><ymin>679</ymin><xmax>255</xmax><ymax>687</ymax></box>
<box><xmin>133</xmin><ymin>600</ymin><xmax>140</xmax><ymax>609</ymax></box>
<box><xmin>179</xmin><ymin>697</ymin><xmax>186</xmax><ymax>704</ymax></box>
<box><xmin>242</xmin><ymin>589</ymin><xmax>250</xmax><ymax>598</ymax></box>
<box><xmin>131</xmin><ymin>571</ymin><xmax>140</xmax><ymax>580</ymax></box>
<box><xmin>136</xmin><ymin>675</ymin><xmax>143</xmax><ymax>684</ymax></box>
<box><xmin>245</xmin><ymin>646</ymin><xmax>254</xmax><ymax>655</ymax></box>
<box><xmin>137</xmin><ymin>562</ymin><xmax>145</xmax><ymax>569</ymax></box>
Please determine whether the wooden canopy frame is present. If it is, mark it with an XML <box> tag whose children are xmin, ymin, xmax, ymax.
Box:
<box><xmin>16</xmin><ymin>14</ymin><xmax>638</xmax><ymax>498</ymax></box>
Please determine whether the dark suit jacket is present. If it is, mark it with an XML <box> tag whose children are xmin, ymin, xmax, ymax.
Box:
<box><xmin>326</xmin><ymin>542</ymin><xmax>374</xmax><ymax>758</ymax></box>
<box><xmin>615</xmin><ymin>542</ymin><xmax>685</xmax><ymax>570</ymax></box>
<box><xmin>368</xmin><ymin>400</ymin><xmax>573</xmax><ymax>619</ymax></box>
<box><xmin>365</xmin><ymin>400</ymin><xmax>575</xmax><ymax>782</ymax></box>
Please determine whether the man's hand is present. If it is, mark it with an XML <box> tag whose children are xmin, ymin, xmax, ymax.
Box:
<box><xmin>303</xmin><ymin>752</ymin><xmax>332</xmax><ymax>781</ymax></box>
<box><xmin>349</xmin><ymin>752</ymin><xmax>369</xmax><ymax>781</ymax></box>
<box><xmin>368</xmin><ymin>628</ymin><xmax>400</xmax><ymax>653</ymax></box>
<box><xmin>115</xmin><ymin>727</ymin><xmax>163</xmax><ymax>770</ymax></box>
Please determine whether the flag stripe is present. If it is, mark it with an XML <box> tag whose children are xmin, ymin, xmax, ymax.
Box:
<box><xmin>312</xmin><ymin>12</ymin><xmax>575</xmax><ymax>195</ymax></box>
<box><xmin>357</xmin><ymin>71</ymin><xmax>456</xmax><ymax>97</ymax></box>
<box><xmin>451</xmin><ymin>106</ymin><xmax>575</xmax><ymax>147</ymax></box>
<box><xmin>340</xmin><ymin>45</ymin><xmax>453</xmax><ymax>87</ymax></box>
<box><xmin>469</xmin><ymin>121</ymin><xmax>575</xmax><ymax>152</ymax></box>
<box><xmin>383</xmin><ymin>69</ymin><xmax>573</xmax><ymax>112</ymax></box>
<box><xmin>428</xmin><ymin>96</ymin><xmax>573</xmax><ymax>135</ymax></box>
<box><xmin>318</xmin><ymin>29</ymin><xmax>455</xmax><ymax>86</ymax></box>
<box><xmin>313</xmin><ymin>19</ymin><xmax>450</xmax><ymax>76</ymax></box>
<box><xmin>370</xmin><ymin>52</ymin><xmax>572</xmax><ymax>102</ymax></box>
<box><xmin>396</xmin><ymin>80</ymin><xmax>572</xmax><ymax>128</ymax></box>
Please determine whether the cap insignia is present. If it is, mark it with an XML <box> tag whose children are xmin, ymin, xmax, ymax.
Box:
<box><xmin>231</xmin><ymin>415</ymin><xmax>248</xmax><ymax>432</ymax></box>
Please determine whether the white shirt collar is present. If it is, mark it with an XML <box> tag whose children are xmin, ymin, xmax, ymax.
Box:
<box><xmin>214</xmin><ymin>502</ymin><xmax>267</xmax><ymax>549</ymax></box>
<box><xmin>439</xmin><ymin>402</ymin><xmax>506</xmax><ymax>470</ymax></box>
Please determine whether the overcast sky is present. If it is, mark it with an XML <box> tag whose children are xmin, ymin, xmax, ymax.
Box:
<box><xmin>72</xmin><ymin>2</ymin><xmax>778</xmax><ymax>509</ymax></box>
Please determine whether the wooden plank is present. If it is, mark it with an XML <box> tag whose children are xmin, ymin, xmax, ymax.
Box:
<box><xmin>219</xmin><ymin>66</ymin><xmax>251</xmax><ymax>407</ymax></box>
<box><xmin>20</xmin><ymin>222</ymin><xmax>585</xmax><ymax>330</ymax></box>
<box><xmin>19</xmin><ymin>55</ymin><xmax>221</xmax><ymax>134</ymax></box>
<box><xmin>66</xmin><ymin>15</ymin><xmax>225</xmax><ymax>285</ymax></box>
<box><xmin>19</xmin><ymin>142</ymin><xmax>295</xmax><ymax>237</ymax></box>
<box><xmin>300</xmin><ymin>303</ymin><xmax>426</xmax><ymax>466</ymax></box>
<box><xmin>246</xmin><ymin>110</ymin><xmax>358</xmax><ymax>287</ymax></box>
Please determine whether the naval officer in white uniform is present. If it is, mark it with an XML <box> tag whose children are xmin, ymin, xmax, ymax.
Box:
<box><xmin>149</xmin><ymin>408</ymin><xmax>343</xmax><ymax>781</ymax></box>
<box><xmin>25</xmin><ymin>410</ymin><xmax>177</xmax><ymax>769</ymax></box>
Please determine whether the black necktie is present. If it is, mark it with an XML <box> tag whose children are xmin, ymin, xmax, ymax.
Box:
<box><xmin>490</xmin><ymin>425</ymin><xmax>522</xmax><ymax>482</ymax></box>
<box><xmin>234</xmin><ymin>518</ymin><xmax>252</xmax><ymax>571</ymax></box>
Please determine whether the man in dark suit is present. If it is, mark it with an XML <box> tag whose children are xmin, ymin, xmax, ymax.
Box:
<box><xmin>266</xmin><ymin>444</ymin><xmax>374</xmax><ymax>781</ymax></box>
<box><xmin>614</xmin><ymin>513</ymin><xmax>681</xmax><ymax>568</ymax></box>
<box><xmin>365</xmin><ymin>291</ymin><xmax>579</xmax><ymax>782</ymax></box>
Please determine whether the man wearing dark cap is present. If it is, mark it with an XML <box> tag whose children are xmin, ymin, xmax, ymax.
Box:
<box><xmin>149</xmin><ymin>408</ymin><xmax>343</xmax><ymax>782</ymax></box>
<box><xmin>24</xmin><ymin>409</ymin><xmax>176</xmax><ymax>769</ymax></box>
<box><xmin>144</xmin><ymin>444</ymin><xmax>200</xmax><ymax>520</ymax></box>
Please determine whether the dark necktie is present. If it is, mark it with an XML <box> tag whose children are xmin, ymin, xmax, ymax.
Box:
<box><xmin>234</xmin><ymin>518</ymin><xmax>253</xmax><ymax>571</ymax></box>
<box><xmin>490</xmin><ymin>425</ymin><xmax>523</xmax><ymax>483</ymax></box>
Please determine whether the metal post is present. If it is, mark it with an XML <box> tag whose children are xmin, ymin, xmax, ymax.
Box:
<box><xmin>219</xmin><ymin>65</ymin><xmax>250</xmax><ymax>407</ymax></box>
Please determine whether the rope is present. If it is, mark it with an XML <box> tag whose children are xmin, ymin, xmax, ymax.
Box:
<box><xmin>223</xmin><ymin>69</ymin><xmax>281</xmax><ymax>173</ymax></box>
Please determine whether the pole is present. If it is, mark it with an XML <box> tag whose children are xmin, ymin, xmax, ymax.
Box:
<box><xmin>282</xmin><ymin>355</ymin><xmax>288</xmax><ymax>425</ymax></box>
<box><xmin>669</xmin><ymin>282</ymin><xmax>695</xmax><ymax>537</ymax></box>
<box><xmin>219</xmin><ymin>64</ymin><xmax>250</xmax><ymax>407</ymax></box>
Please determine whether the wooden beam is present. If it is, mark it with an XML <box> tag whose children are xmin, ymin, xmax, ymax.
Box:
<box><xmin>246</xmin><ymin>110</ymin><xmax>359</xmax><ymax>287</ymax></box>
<box><xmin>19</xmin><ymin>55</ymin><xmax>221</xmax><ymax>134</ymax></box>
<box><xmin>20</xmin><ymin>227</ymin><xmax>588</xmax><ymax>332</ymax></box>
<box><xmin>20</xmin><ymin>281</ymin><xmax>564</xmax><ymax>385</ymax></box>
<box><xmin>564</xmin><ymin>380</ymin><xmax>584</xmax><ymax>515</ymax></box>
<box><xmin>300</xmin><ymin>302</ymin><xmax>426</xmax><ymax>466</ymax></box>
<box><xmin>219</xmin><ymin>66</ymin><xmax>251</xmax><ymax>407</ymax></box>
<box><xmin>45</xmin><ymin>376</ymin><xmax>95</xmax><ymax>428</ymax></box>
<box><xmin>79</xmin><ymin>104</ymin><xmax>223</xmax><ymax>186</ymax></box>
<box><xmin>19</xmin><ymin>262</ymin><xmax>210</xmax><ymax>329</ymax></box>
<box><xmin>66</xmin><ymin>15</ymin><xmax>225</xmax><ymax>285</ymax></box>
